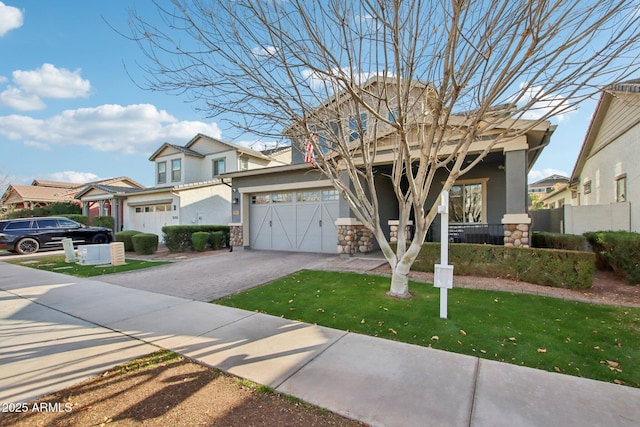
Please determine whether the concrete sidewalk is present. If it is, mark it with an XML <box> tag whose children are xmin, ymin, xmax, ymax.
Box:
<box><xmin>1</xmin><ymin>262</ymin><xmax>639</xmax><ymax>426</ymax></box>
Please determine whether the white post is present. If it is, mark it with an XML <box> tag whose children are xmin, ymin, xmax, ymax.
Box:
<box><xmin>434</xmin><ymin>191</ymin><xmax>454</xmax><ymax>319</ymax></box>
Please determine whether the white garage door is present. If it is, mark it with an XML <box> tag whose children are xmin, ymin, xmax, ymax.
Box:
<box><xmin>129</xmin><ymin>203</ymin><xmax>173</xmax><ymax>240</ymax></box>
<box><xmin>249</xmin><ymin>189</ymin><xmax>339</xmax><ymax>253</ymax></box>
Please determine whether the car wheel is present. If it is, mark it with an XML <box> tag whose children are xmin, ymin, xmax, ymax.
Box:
<box><xmin>92</xmin><ymin>234</ymin><xmax>109</xmax><ymax>244</ymax></box>
<box><xmin>16</xmin><ymin>238</ymin><xmax>40</xmax><ymax>255</ymax></box>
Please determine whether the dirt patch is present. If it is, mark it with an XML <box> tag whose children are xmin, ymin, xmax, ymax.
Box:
<box><xmin>0</xmin><ymin>352</ymin><xmax>365</xmax><ymax>427</ymax></box>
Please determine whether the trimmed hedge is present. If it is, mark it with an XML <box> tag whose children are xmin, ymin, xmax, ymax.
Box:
<box><xmin>92</xmin><ymin>215</ymin><xmax>114</xmax><ymax>230</ymax></box>
<box><xmin>531</xmin><ymin>231</ymin><xmax>588</xmax><ymax>252</ymax></box>
<box><xmin>209</xmin><ymin>231</ymin><xmax>224</xmax><ymax>250</ymax></box>
<box><xmin>115</xmin><ymin>230</ymin><xmax>143</xmax><ymax>252</ymax></box>
<box><xmin>192</xmin><ymin>231</ymin><xmax>210</xmax><ymax>252</ymax></box>
<box><xmin>411</xmin><ymin>243</ymin><xmax>595</xmax><ymax>289</ymax></box>
<box><xmin>131</xmin><ymin>233</ymin><xmax>159</xmax><ymax>255</ymax></box>
<box><xmin>162</xmin><ymin>225</ymin><xmax>229</xmax><ymax>252</ymax></box>
<box><xmin>584</xmin><ymin>231</ymin><xmax>640</xmax><ymax>285</ymax></box>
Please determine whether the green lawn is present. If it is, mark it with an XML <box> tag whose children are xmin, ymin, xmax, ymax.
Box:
<box><xmin>8</xmin><ymin>255</ymin><xmax>170</xmax><ymax>277</ymax></box>
<box><xmin>216</xmin><ymin>270</ymin><xmax>640</xmax><ymax>388</ymax></box>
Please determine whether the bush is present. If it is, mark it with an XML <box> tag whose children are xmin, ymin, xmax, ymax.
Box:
<box><xmin>192</xmin><ymin>231</ymin><xmax>210</xmax><ymax>252</ymax></box>
<box><xmin>584</xmin><ymin>231</ymin><xmax>640</xmax><ymax>285</ymax></box>
<box><xmin>7</xmin><ymin>202</ymin><xmax>82</xmax><ymax>219</ymax></box>
<box><xmin>92</xmin><ymin>215</ymin><xmax>114</xmax><ymax>230</ymax></box>
<box><xmin>411</xmin><ymin>243</ymin><xmax>595</xmax><ymax>289</ymax></box>
<box><xmin>131</xmin><ymin>233</ymin><xmax>159</xmax><ymax>255</ymax></box>
<box><xmin>531</xmin><ymin>231</ymin><xmax>588</xmax><ymax>251</ymax></box>
<box><xmin>209</xmin><ymin>231</ymin><xmax>225</xmax><ymax>250</ymax></box>
<box><xmin>162</xmin><ymin>225</ymin><xmax>230</xmax><ymax>251</ymax></box>
<box><xmin>116</xmin><ymin>230</ymin><xmax>143</xmax><ymax>252</ymax></box>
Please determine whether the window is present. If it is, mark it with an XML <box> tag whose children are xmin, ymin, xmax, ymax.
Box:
<box><xmin>239</xmin><ymin>157</ymin><xmax>249</xmax><ymax>171</ymax></box>
<box><xmin>349</xmin><ymin>113</ymin><xmax>367</xmax><ymax>142</ymax></box>
<box><xmin>616</xmin><ymin>175</ymin><xmax>627</xmax><ymax>202</ymax></box>
<box><xmin>135</xmin><ymin>207</ymin><xmax>142</xmax><ymax>213</ymax></box>
<box><xmin>251</xmin><ymin>194</ymin><xmax>271</xmax><ymax>204</ymax></box>
<box><xmin>297</xmin><ymin>191</ymin><xmax>320</xmax><ymax>202</ymax></box>
<box><xmin>449</xmin><ymin>182</ymin><xmax>483</xmax><ymax>223</ymax></box>
<box><xmin>583</xmin><ymin>180</ymin><xmax>592</xmax><ymax>195</ymax></box>
<box><xmin>272</xmin><ymin>192</ymin><xmax>293</xmax><ymax>203</ymax></box>
<box><xmin>6</xmin><ymin>220</ymin><xmax>34</xmax><ymax>230</ymax></box>
<box><xmin>213</xmin><ymin>158</ymin><xmax>226</xmax><ymax>176</ymax></box>
<box><xmin>171</xmin><ymin>159</ymin><xmax>181</xmax><ymax>182</ymax></box>
<box><xmin>322</xmin><ymin>189</ymin><xmax>339</xmax><ymax>201</ymax></box>
<box><xmin>157</xmin><ymin>162</ymin><xmax>166</xmax><ymax>184</ymax></box>
<box><xmin>37</xmin><ymin>219</ymin><xmax>59</xmax><ymax>229</ymax></box>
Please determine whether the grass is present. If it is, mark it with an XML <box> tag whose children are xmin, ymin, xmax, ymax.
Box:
<box><xmin>216</xmin><ymin>270</ymin><xmax>640</xmax><ymax>388</ymax></box>
<box><xmin>8</xmin><ymin>255</ymin><xmax>170</xmax><ymax>277</ymax></box>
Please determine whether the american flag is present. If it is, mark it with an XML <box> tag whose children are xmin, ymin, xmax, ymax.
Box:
<box><xmin>304</xmin><ymin>136</ymin><xmax>316</xmax><ymax>166</ymax></box>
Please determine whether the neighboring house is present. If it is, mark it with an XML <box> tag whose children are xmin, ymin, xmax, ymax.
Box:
<box><xmin>536</xmin><ymin>183</ymin><xmax>571</xmax><ymax>209</ymax></box>
<box><xmin>1</xmin><ymin>180</ymin><xmax>82</xmax><ymax>213</ymax></box>
<box><xmin>1</xmin><ymin>178</ymin><xmax>142</xmax><ymax>221</ymax></box>
<box><xmin>225</xmin><ymin>78</ymin><xmax>555</xmax><ymax>254</ymax></box>
<box><xmin>528</xmin><ymin>174</ymin><xmax>569</xmax><ymax>196</ymax></box>
<box><xmin>102</xmin><ymin>133</ymin><xmax>287</xmax><ymax>239</ymax></box>
<box><xmin>565</xmin><ymin>79</ymin><xmax>640</xmax><ymax>234</ymax></box>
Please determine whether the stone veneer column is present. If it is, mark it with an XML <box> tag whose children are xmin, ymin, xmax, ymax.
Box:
<box><xmin>388</xmin><ymin>220</ymin><xmax>413</xmax><ymax>243</ymax></box>
<box><xmin>228</xmin><ymin>223</ymin><xmax>243</xmax><ymax>247</ymax></box>
<box><xmin>335</xmin><ymin>218</ymin><xmax>374</xmax><ymax>255</ymax></box>
<box><xmin>501</xmin><ymin>214</ymin><xmax>531</xmax><ymax>247</ymax></box>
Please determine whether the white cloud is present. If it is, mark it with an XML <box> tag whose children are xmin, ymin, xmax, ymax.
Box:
<box><xmin>0</xmin><ymin>2</ymin><xmax>23</xmax><ymax>37</ymax></box>
<box><xmin>515</xmin><ymin>82</ymin><xmax>576</xmax><ymax>122</ymax></box>
<box><xmin>48</xmin><ymin>171</ymin><xmax>100</xmax><ymax>183</ymax></box>
<box><xmin>251</xmin><ymin>45</ymin><xmax>278</xmax><ymax>58</ymax></box>
<box><xmin>528</xmin><ymin>168</ymin><xmax>570</xmax><ymax>182</ymax></box>
<box><xmin>0</xmin><ymin>86</ymin><xmax>46</xmax><ymax>110</ymax></box>
<box><xmin>0</xmin><ymin>63</ymin><xmax>91</xmax><ymax>111</ymax></box>
<box><xmin>0</xmin><ymin>103</ymin><xmax>222</xmax><ymax>155</ymax></box>
<box><xmin>13</xmin><ymin>63</ymin><xmax>90</xmax><ymax>98</ymax></box>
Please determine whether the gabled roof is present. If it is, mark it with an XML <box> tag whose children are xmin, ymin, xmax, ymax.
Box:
<box><xmin>149</xmin><ymin>143</ymin><xmax>205</xmax><ymax>161</ymax></box>
<box><xmin>30</xmin><ymin>180</ymin><xmax>80</xmax><ymax>189</ymax></box>
<box><xmin>529</xmin><ymin>174</ymin><xmax>569</xmax><ymax>188</ymax></box>
<box><xmin>149</xmin><ymin>133</ymin><xmax>272</xmax><ymax>162</ymax></box>
<box><xmin>2</xmin><ymin>184</ymin><xmax>77</xmax><ymax>203</ymax></box>
<box><xmin>74</xmin><ymin>184</ymin><xmax>146</xmax><ymax>199</ymax></box>
<box><xmin>184</xmin><ymin>133</ymin><xmax>271</xmax><ymax>160</ymax></box>
<box><xmin>570</xmin><ymin>79</ymin><xmax>640</xmax><ymax>182</ymax></box>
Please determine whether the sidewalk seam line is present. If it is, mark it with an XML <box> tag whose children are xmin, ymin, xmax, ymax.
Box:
<box><xmin>468</xmin><ymin>357</ymin><xmax>481</xmax><ymax>427</ymax></box>
<box><xmin>272</xmin><ymin>329</ymin><xmax>350</xmax><ymax>390</ymax></box>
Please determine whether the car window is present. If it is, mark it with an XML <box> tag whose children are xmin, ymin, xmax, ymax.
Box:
<box><xmin>5</xmin><ymin>220</ymin><xmax>35</xmax><ymax>230</ymax></box>
<box><xmin>37</xmin><ymin>219</ymin><xmax>60</xmax><ymax>229</ymax></box>
<box><xmin>57</xmin><ymin>219</ymin><xmax>79</xmax><ymax>228</ymax></box>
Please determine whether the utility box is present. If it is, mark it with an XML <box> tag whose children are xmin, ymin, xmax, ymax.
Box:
<box><xmin>62</xmin><ymin>238</ymin><xmax>77</xmax><ymax>263</ymax></box>
<box><xmin>77</xmin><ymin>244</ymin><xmax>112</xmax><ymax>265</ymax></box>
<box><xmin>110</xmin><ymin>242</ymin><xmax>126</xmax><ymax>266</ymax></box>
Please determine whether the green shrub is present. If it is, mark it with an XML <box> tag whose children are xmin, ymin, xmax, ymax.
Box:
<box><xmin>584</xmin><ymin>231</ymin><xmax>640</xmax><ymax>285</ymax></box>
<box><xmin>209</xmin><ymin>231</ymin><xmax>224</xmax><ymax>250</ymax></box>
<box><xmin>61</xmin><ymin>214</ymin><xmax>88</xmax><ymax>225</ymax></box>
<box><xmin>92</xmin><ymin>215</ymin><xmax>114</xmax><ymax>230</ymax></box>
<box><xmin>411</xmin><ymin>243</ymin><xmax>595</xmax><ymax>289</ymax></box>
<box><xmin>7</xmin><ymin>202</ymin><xmax>82</xmax><ymax>219</ymax></box>
<box><xmin>162</xmin><ymin>225</ymin><xmax>230</xmax><ymax>251</ymax></box>
<box><xmin>531</xmin><ymin>231</ymin><xmax>588</xmax><ymax>251</ymax></box>
<box><xmin>192</xmin><ymin>231</ymin><xmax>210</xmax><ymax>252</ymax></box>
<box><xmin>116</xmin><ymin>230</ymin><xmax>143</xmax><ymax>251</ymax></box>
<box><xmin>131</xmin><ymin>233</ymin><xmax>159</xmax><ymax>255</ymax></box>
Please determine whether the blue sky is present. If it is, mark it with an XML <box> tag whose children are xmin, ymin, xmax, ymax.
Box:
<box><xmin>0</xmin><ymin>1</ymin><xmax>609</xmax><ymax>188</ymax></box>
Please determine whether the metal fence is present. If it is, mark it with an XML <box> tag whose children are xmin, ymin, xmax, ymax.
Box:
<box><xmin>428</xmin><ymin>223</ymin><xmax>504</xmax><ymax>245</ymax></box>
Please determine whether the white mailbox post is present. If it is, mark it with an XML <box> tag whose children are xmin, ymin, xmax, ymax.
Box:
<box><xmin>434</xmin><ymin>191</ymin><xmax>454</xmax><ymax>319</ymax></box>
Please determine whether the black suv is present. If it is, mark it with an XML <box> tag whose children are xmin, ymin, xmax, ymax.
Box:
<box><xmin>0</xmin><ymin>217</ymin><xmax>113</xmax><ymax>255</ymax></box>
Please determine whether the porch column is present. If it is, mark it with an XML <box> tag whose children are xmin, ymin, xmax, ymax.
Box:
<box><xmin>335</xmin><ymin>218</ymin><xmax>373</xmax><ymax>255</ymax></box>
<box><xmin>82</xmin><ymin>201</ymin><xmax>89</xmax><ymax>216</ymax></box>
<box><xmin>502</xmin><ymin>143</ymin><xmax>531</xmax><ymax>247</ymax></box>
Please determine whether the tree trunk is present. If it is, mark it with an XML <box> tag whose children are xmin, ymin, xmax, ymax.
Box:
<box><xmin>388</xmin><ymin>264</ymin><xmax>410</xmax><ymax>298</ymax></box>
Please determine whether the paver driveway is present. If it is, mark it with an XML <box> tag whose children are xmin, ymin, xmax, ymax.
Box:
<box><xmin>99</xmin><ymin>249</ymin><xmax>333</xmax><ymax>301</ymax></box>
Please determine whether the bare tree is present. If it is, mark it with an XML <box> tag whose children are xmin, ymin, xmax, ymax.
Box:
<box><xmin>129</xmin><ymin>0</ymin><xmax>640</xmax><ymax>297</ymax></box>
